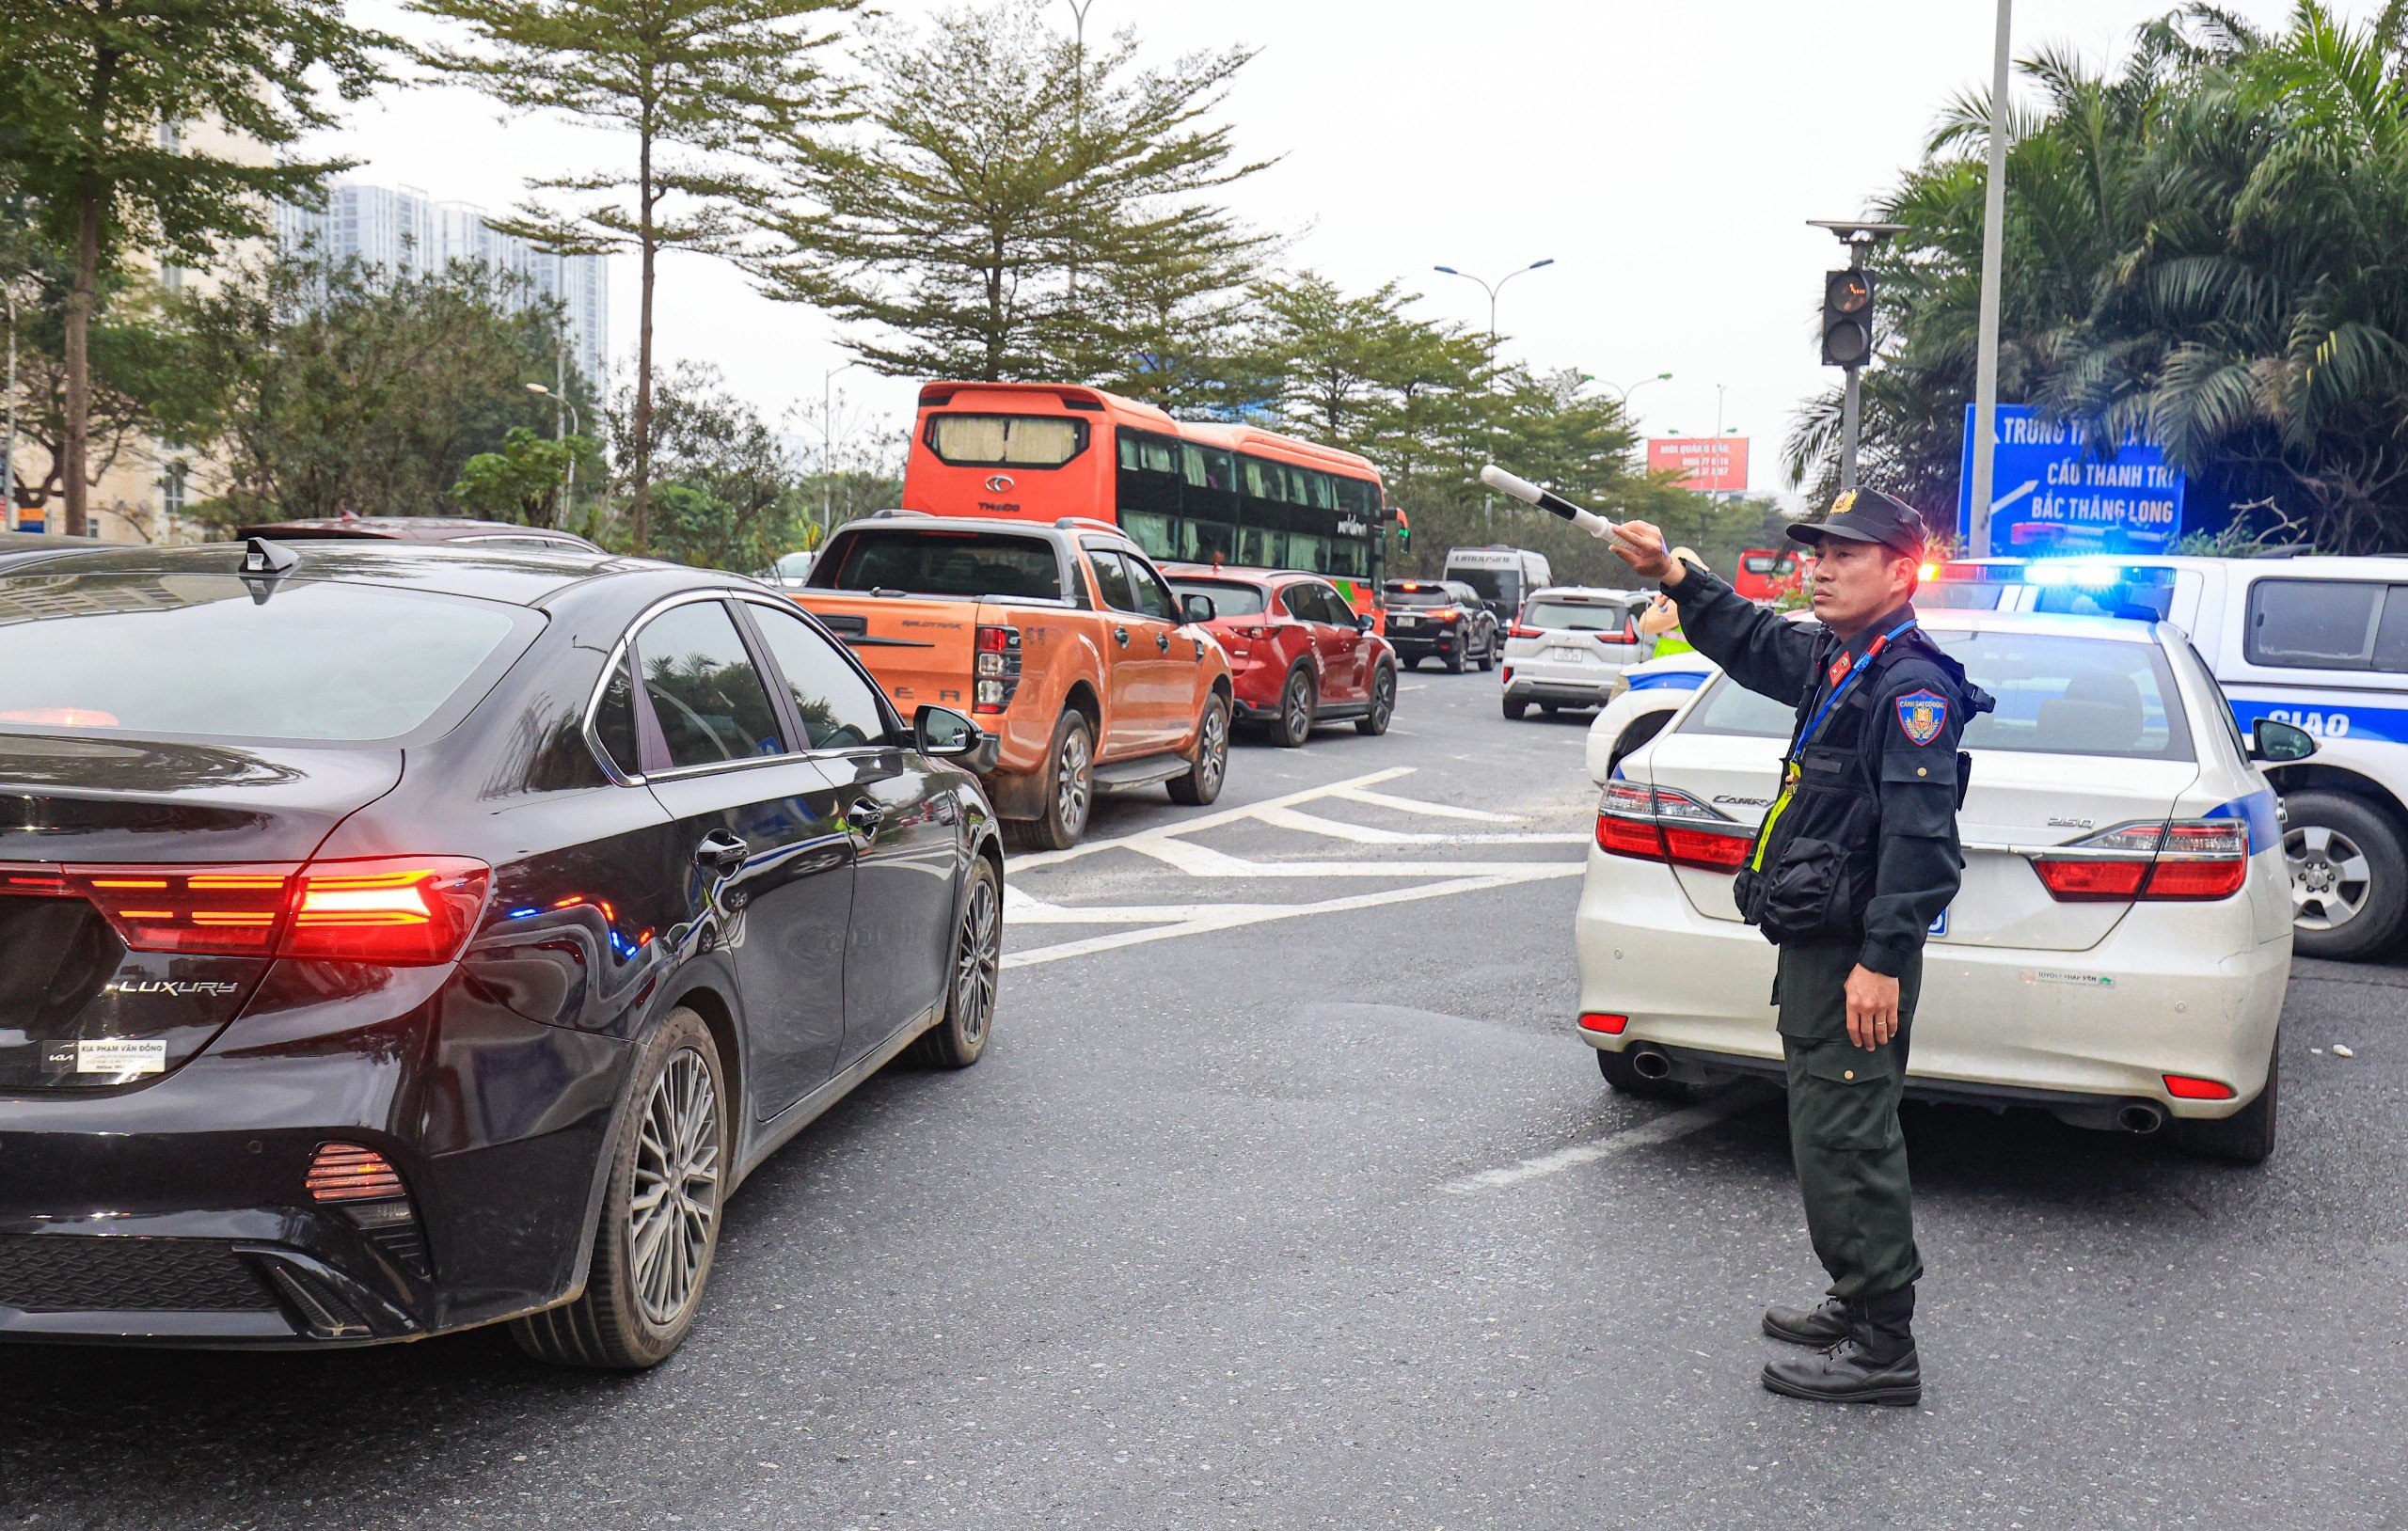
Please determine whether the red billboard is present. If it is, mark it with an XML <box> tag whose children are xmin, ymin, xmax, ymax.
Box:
<box><xmin>1647</xmin><ymin>437</ymin><xmax>1750</xmax><ymax>494</ymax></box>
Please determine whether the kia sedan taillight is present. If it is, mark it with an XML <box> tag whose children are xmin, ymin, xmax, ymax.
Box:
<box><xmin>0</xmin><ymin>858</ymin><xmax>492</xmax><ymax>964</ymax></box>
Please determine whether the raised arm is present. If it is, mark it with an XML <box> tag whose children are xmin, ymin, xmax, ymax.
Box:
<box><xmin>1609</xmin><ymin>521</ymin><xmax>1818</xmax><ymax>706</ymax></box>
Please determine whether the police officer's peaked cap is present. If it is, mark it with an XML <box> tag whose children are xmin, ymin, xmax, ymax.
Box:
<box><xmin>1788</xmin><ymin>488</ymin><xmax>1927</xmax><ymax>559</ymax></box>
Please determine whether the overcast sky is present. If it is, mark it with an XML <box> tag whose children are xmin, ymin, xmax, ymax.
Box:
<box><xmin>310</xmin><ymin>0</ymin><xmax>2358</xmax><ymax>499</ymax></box>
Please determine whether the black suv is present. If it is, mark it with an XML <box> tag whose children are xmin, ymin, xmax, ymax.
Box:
<box><xmin>1381</xmin><ymin>579</ymin><xmax>1499</xmax><ymax>673</ymax></box>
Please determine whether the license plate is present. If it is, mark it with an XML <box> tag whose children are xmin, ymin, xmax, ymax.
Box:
<box><xmin>1393</xmin><ymin>617</ymin><xmax>1419</xmax><ymax>629</ymax></box>
<box><xmin>1546</xmin><ymin>646</ymin><xmax>1589</xmax><ymax>663</ymax></box>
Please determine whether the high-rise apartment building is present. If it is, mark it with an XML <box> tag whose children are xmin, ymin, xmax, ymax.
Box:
<box><xmin>275</xmin><ymin>184</ymin><xmax>610</xmax><ymax>386</ymax></box>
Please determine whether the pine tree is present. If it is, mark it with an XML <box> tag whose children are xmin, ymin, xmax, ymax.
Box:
<box><xmin>411</xmin><ymin>0</ymin><xmax>857</xmax><ymax>551</ymax></box>
<box><xmin>0</xmin><ymin>0</ymin><xmax>387</xmax><ymax>534</ymax></box>
<box><xmin>752</xmin><ymin>0</ymin><xmax>1265</xmax><ymax>384</ymax></box>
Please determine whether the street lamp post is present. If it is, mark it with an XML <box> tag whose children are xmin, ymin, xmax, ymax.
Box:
<box><xmin>1434</xmin><ymin>259</ymin><xmax>1556</xmax><ymax>517</ymax></box>
<box><xmin>1598</xmin><ymin>371</ymin><xmax>1672</xmax><ymax>414</ymax></box>
<box><xmin>1968</xmin><ymin>0</ymin><xmax>2016</xmax><ymax>557</ymax></box>
<box><xmin>524</xmin><ymin>383</ymin><xmax>581</xmax><ymax>529</ymax></box>
<box><xmin>822</xmin><ymin>360</ymin><xmax>865</xmax><ymax>538</ymax></box>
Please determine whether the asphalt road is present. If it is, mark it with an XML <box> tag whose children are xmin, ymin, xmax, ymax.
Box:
<box><xmin>6</xmin><ymin>667</ymin><xmax>2406</xmax><ymax>1529</ymax></box>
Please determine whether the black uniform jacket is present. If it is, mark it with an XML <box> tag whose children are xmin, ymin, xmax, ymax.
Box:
<box><xmin>1664</xmin><ymin>561</ymin><xmax>1974</xmax><ymax>977</ymax></box>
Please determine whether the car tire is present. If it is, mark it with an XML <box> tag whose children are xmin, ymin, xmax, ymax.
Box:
<box><xmin>1477</xmin><ymin>632</ymin><xmax>1497</xmax><ymax>671</ymax></box>
<box><xmin>1596</xmin><ymin>1045</ymin><xmax>1689</xmax><ymax>1100</ymax></box>
<box><xmin>1007</xmin><ymin>711</ymin><xmax>1095</xmax><ymax>852</ymax></box>
<box><xmin>2175</xmin><ymin>1040</ymin><xmax>2278</xmax><ymax>1164</ymax></box>
<box><xmin>1539</xmin><ymin>702</ymin><xmax>1560</xmax><ymax>717</ymax></box>
<box><xmin>1502</xmin><ymin>696</ymin><xmax>1528</xmax><ymax>720</ymax></box>
<box><xmin>2284</xmin><ymin>791</ymin><xmax>2407</xmax><ymax>959</ymax></box>
<box><xmin>1168</xmin><ymin>693</ymin><xmax>1231</xmax><ymax>804</ymax></box>
<box><xmin>1272</xmin><ymin>667</ymin><xmax>1315</xmax><ymax>748</ymax></box>
<box><xmin>511</xmin><ymin>1006</ymin><xmax>727</xmax><ymax>1370</ymax></box>
<box><xmin>1445</xmin><ymin>643</ymin><xmax>1467</xmax><ymax>675</ymax></box>
<box><xmin>913</xmin><ymin>857</ymin><xmax>1001</xmax><ymax>1068</ymax></box>
<box><xmin>1355</xmin><ymin>665</ymin><xmax>1396</xmax><ymax>735</ymax></box>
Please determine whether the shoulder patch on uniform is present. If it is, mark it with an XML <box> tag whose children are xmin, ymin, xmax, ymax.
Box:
<box><xmin>1895</xmin><ymin>688</ymin><xmax>1948</xmax><ymax>746</ymax></box>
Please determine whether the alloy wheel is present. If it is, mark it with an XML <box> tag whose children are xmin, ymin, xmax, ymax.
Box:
<box><xmin>954</xmin><ymin>874</ymin><xmax>1000</xmax><ymax>1046</ymax></box>
<box><xmin>1370</xmin><ymin>669</ymin><xmax>1394</xmax><ymax>728</ymax></box>
<box><xmin>2288</xmin><ymin>823</ymin><xmax>2372</xmax><ymax>932</ymax></box>
<box><xmin>1057</xmin><ymin>727</ymin><xmax>1092</xmax><ymax>833</ymax></box>
<box><xmin>628</xmin><ymin>1048</ymin><xmax>721</xmax><ymax>1327</ymax></box>
<box><xmin>1199</xmin><ymin>702</ymin><xmax>1229</xmax><ymax>794</ymax></box>
<box><xmin>1285</xmin><ymin>674</ymin><xmax>1312</xmax><ymax>740</ymax></box>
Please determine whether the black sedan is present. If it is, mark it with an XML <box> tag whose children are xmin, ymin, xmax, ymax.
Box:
<box><xmin>0</xmin><ymin>539</ymin><xmax>1005</xmax><ymax>1367</ymax></box>
<box><xmin>1380</xmin><ymin>579</ymin><xmax>1499</xmax><ymax>673</ymax></box>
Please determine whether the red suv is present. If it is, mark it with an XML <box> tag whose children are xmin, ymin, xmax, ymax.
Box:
<box><xmin>1164</xmin><ymin>565</ymin><xmax>1397</xmax><ymax>747</ymax></box>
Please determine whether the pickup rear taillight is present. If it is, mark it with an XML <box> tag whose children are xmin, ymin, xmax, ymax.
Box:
<box><xmin>1595</xmin><ymin>781</ymin><xmax>1753</xmax><ymax>872</ymax></box>
<box><xmin>0</xmin><ymin>857</ymin><xmax>492</xmax><ymax>964</ymax></box>
<box><xmin>974</xmin><ymin>624</ymin><xmax>1023</xmax><ymax>715</ymax></box>
<box><xmin>2030</xmin><ymin>820</ymin><xmax>2250</xmax><ymax>903</ymax></box>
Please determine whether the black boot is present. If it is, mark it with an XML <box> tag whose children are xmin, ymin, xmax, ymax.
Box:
<box><xmin>1760</xmin><ymin>1285</ymin><xmax>1921</xmax><ymax>1406</ymax></box>
<box><xmin>1762</xmin><ymin>1297</ymin><xmax>1850</xmax><ymax>1348</ymax></box>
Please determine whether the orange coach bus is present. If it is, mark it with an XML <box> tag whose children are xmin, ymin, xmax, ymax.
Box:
<box><xmin>900</xmin><ymin>381</ymin><xmax>1391</xmax><ymax>612</ymax></box>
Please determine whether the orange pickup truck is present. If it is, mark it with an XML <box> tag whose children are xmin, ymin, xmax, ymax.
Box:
<box><xmin>793</xmin><ymin>513</ymin><xmax>1235</xmax><ymax>849</ymax></box>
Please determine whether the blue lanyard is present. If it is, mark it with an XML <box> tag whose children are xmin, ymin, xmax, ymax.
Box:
<box><xmin>1788</xmin><ymin>620</ymin><xmax>1917</xmax><ymax>764</ymax></box>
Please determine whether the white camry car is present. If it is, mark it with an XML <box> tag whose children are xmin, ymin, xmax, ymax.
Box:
<box><xmin>1574</xmin><ymin>610</ymin><xmax>2306</xmax><ymax>1162</ymax></box>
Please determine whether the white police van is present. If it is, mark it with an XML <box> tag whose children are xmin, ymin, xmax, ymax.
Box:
<box><xmin>1925</xmin><ymin>554</ymin><xmax>2408</xmax><ymax>958</ymax></box>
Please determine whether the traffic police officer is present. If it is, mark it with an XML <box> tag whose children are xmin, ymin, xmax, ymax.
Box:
<box><xmin>1611</xmin><ymin>488</ymin><xmax>1989</xmax><ymax>1408</ymax></box>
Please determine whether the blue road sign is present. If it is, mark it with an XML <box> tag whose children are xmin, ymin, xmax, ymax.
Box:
<box><xmin>1957</xmin><ymin>404</ymin><xmax>2185</xmax><ymax>556</ymax></box>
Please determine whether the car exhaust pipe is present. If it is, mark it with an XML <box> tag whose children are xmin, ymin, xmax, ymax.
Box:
<box><xmin>2116</xmin><ymin>1102</ymin><xmax>2165</xmax><ymax>1135</ymax></box>
<box><xmin>1630</xmin><ymin>1047</ymin><xmax>1674</xmax><ymax>1081</ymax></box>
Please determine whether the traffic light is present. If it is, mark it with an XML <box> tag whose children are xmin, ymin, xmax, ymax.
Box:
<box><xmin>1822</xmin><ymin>268</ymin><xmax>1875</xmax><ymax>368</ymax></box>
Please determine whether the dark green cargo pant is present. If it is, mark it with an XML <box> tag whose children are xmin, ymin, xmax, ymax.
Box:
<box><xmin>1774</xmin><ymin>939</ymin><xmax>1924</xmax><ymax>1301</ymax></box>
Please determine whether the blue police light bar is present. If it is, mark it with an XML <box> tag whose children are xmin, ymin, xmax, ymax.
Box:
<box><xmin>2025</xmin><ymin>560</ymin><xmax>2128</xmax><ymax>589</ymax></box>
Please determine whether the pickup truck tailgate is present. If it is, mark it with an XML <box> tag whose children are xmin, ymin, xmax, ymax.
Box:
<box><xmin>791</xmin><ymin>592</ymin><xmax>979</xmax><ymax>716</ymax></box>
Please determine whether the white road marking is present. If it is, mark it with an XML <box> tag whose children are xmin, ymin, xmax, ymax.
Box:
<box><xmin>1006</xmin><ymin>766</ymin><xmax>1418</xmax><ymax>872</ymax></box>
<box><xmin>1001</xmin><ymin>766</ymin><xmax>1592</xmax><ymax>968</ymax></box>
<box><xmin>1439</xmin><ymin>1088</ymin><xmax>1766</xmax><ymax>1193</ymax></box>
<box><xmin>1327</xmin><ymin>785</ymin><xmax>1516</xmax><ymax>822</ymax></box>
<box><xmin>1003</xmin><ymin>865</ymin><xmax>1581</xmax><ymax>969</ymax></box>
<box><xmin>1253</xmin><ymin>805</ymin><xmax>1585</xmax><ymax>847</ymax></box>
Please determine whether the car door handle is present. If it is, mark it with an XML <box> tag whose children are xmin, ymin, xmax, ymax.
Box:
<box><xmin>845</xmin><ymin>796</ymin><xmax>887</xmax><ymax>833</ymax></box>
<box><xmin>694</xmin><ymin>830</ymin><xmax>748</xmax><ymax>875</ymax></box>
<box><xmin>1113</xmin><ymin>625</ymin><xmax>1130</xmax><ymax>645</ymax></box>
<box><xmin>1155</xmin><ymin>631</ymin><xmax>1171</xmax><ymax>653</ymax></box>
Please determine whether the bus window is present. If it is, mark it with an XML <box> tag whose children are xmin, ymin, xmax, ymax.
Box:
<box><xmin>927</xmin><ymin>414</ymin><xmax>1086</xmax><ymax>466</ymax></box>
<box><xmin>1240</xmin><ymin>525</ymin><xmax>1283</xmax><ymax>566</ymax></box>
<box><xmin>1117</xmin><ymin>428</ymin><xmax>1181</xmax><ymax>558</ymax></box>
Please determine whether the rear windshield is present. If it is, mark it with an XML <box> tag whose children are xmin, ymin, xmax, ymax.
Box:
<box><xmin>1523</xmin><ymin>598</ymin><xmax>1631</xmax><ymax>632</ymax></box>
<box><xmin>1384</xmin><ymin>586</ymin><xmax>1459</xmax><ymax>608</ymax></box>
<box><xmin>813</xmin><ymin>529</ymin><xmax>1065</xmax><ymax>602</ymax></box>
<box><xmin>924</xmin><ymin>414</ymin><xmax>1088</xmax><ymax>468</ymax></box>
<box><xmin>1451</xmin><ymin>569</ymin><xmax>1519</xmax><ymax>605</ymax></box>
<box><xmin>1682</xmin><ymin>628</ymin><xmax>2193</xmax><ymax>760</ymax></box>
<box><xmin>0</xmin><ymin>574</ymin><xmax>530</xmax><ymax>742</ymax></box>
<box><xmin>1167</xmin><ymin>578</ymin><xmax>1267</xmax><ymax>618</ymax></box>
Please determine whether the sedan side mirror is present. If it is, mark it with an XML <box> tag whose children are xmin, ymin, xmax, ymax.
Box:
<box><xmin>1180</xmin><ymin>592</ymin><xmax>1217</xmax><ymax>624</ymax></box>
<box><xmin>915</xmin><ymin>704</ymin><xmax>1000</xmax><ymax>773</ymax></box>
<box><xmin>2250</xmin><ymin>717</ymin><xmax>2318</xmax><ymax>764</ymax></box>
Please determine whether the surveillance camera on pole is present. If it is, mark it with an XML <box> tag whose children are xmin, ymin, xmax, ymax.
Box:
<box><xmin>1807</xmin><ymin>220</ymin><xmax>1908</xmax><ymax>493</ymax></box>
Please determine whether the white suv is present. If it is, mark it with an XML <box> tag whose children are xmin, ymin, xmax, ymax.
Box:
<box><xmin>1576</xmin><ymin>609</ymin><xmax>2306</xmax><ymax>1162</ymax></box>
<box><xmin>1500</xmin><ymin>588</ymin><xmax>1652</xmax><ymax>719</ymax></box>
